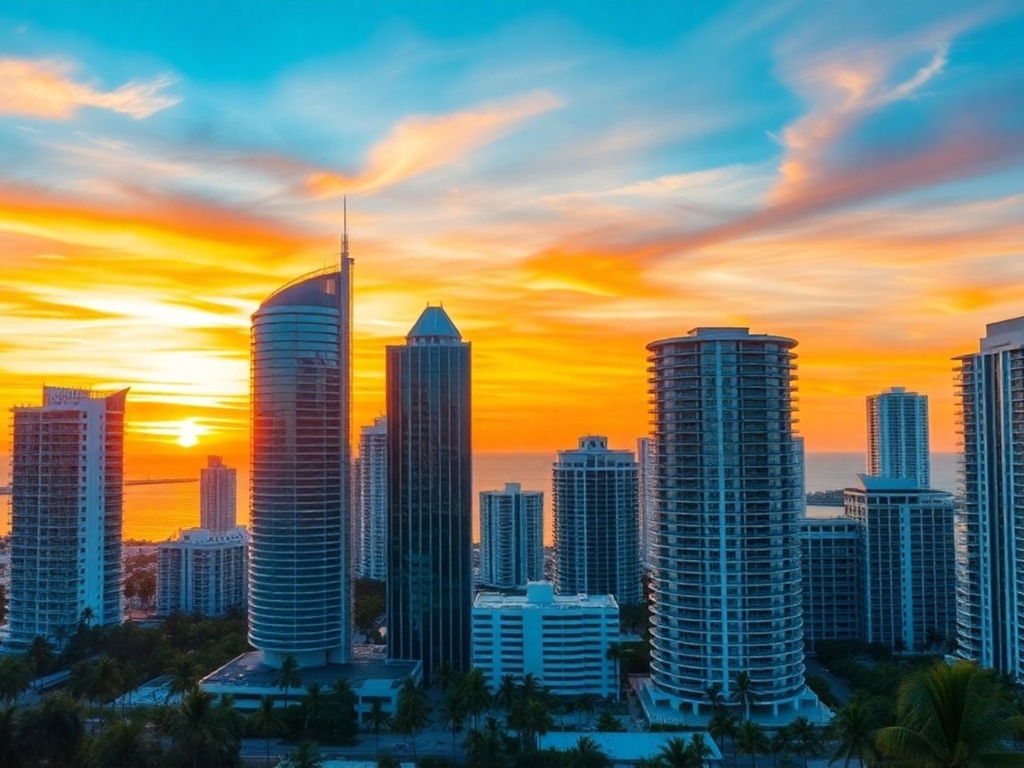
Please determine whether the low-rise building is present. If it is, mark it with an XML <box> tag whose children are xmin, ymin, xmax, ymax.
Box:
<box><xmin>156</xmin><ymin>527</ymin><xmax>248</xmax><ymax>617</ymax></box>
<box><xmin>472</xmin><ymin>581</ymin><xmax>619</xmax><ymax>699</ymax></box>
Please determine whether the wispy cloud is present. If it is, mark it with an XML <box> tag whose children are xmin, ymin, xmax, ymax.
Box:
<box><xmin>0</xmin><ymin>57</ymin><xmax>180</xmax><ymax>120</ymax></box>
<box><xmin>305</xmin><ymin>90</ymin><xmax>563</xmax><ymax>196</ymax></box>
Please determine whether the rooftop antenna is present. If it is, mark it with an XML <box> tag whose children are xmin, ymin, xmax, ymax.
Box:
<box><xmin>341</xmin><ymin>195</ymin><xmax>349</xmax><ymax>262</ymax></box>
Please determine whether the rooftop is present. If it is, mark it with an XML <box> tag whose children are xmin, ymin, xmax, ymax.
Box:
<box><xmin>474</xmin><ymin>582</ymin><xmax>618</xmax><ymax>610</ymax></box>
<box><xmin>202</xmin><ymin>647</ymin><xmax>420</xmax><ymax>692</ymax></box>
<box><xmin>540</xmin><ymin>731</ymin><xmax>723</xmax><ymax>762</ymax></box>
<box><xmin>407</xmin><ymin>305</ymin><xmax>462</xmax><ymax>343</ymax></box>
<box><xmin>847</xmin><ymin>473</ymin><xmax>949</xmax><ymax>494</ymax></box>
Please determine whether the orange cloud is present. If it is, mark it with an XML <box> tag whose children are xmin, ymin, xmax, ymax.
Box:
<box><xmin>305</xmin><ymin>90</ymin><xmax>563</xmax><ymax>196</ymax></box>
<box><xmin>0</xmin><ymin>57</ymin><xmax>180</xmax><ymax>119</ymax></box>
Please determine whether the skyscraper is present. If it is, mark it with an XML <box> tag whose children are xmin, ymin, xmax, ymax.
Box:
<box><xmin>637</xmin><ymin>436</ymin><xmax>656</xmax><ymax>570</ymax></box>
<box><xmin>479</xmin><ymin>482</ymin><xmax>544</xmax><ymax>590</ymax></box>
<box><xmin>249</xmin><ymin>245</ymin><xmax>353</xmax><ymax>669</ymax></box>
<box><xmin>386</xmin><ymin>306</ymin><xmax>472</xmax><ymax>682</ymax></box>
<box><xmin>200</xmin><ymin>455</ymin><xmax>237</xmax><ymax>532</ymax></box>
<box><xmin>866</xmin><ymin>386</ymin><xmax>930</xmax><ymax>488</ymax></box>
<box><xmin>157</xmin><ymin>527</ymin><xmax>248</xmax><ymax>617</ymax></box>
<box><xmin>954</xmin><ymin>316</ymin><xmax>1024</xmax><ymax>678</ymax></box>
<box><xmin>9</xmin><ymin>386</ymin><xmax>128</xmax><ymax>646</ymax></box>
<box><xmin>552</xmin><ymin>436</ymin><xmax>641</xmax><ymax>605</ymax></box>
<box><xmin>845</xmin><ymin>475</ymin><xmax>955</xmax><ymax>652</ymax></box>
<box><xmin>799</xmin><ymin>516</ymin><xmax>859</xmax><ymax>646</ymax></box>
<box><xmin>357</xmin><ymin>416</ymin><xmax>388</xmax><ymax>582</ymax></box>
<box><xmin>647</xmin><ymin>327</ymin><xmax>805</xmax><ymax>716</ymax></box>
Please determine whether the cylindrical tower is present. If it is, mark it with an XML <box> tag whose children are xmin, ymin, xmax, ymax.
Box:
<box><xmin>647</xmin><ymin>327</ymin><xmax>804</xmax><ymax>714</ymax></box>
<box><xmin>249</xmin><ymin>256</ymin><xmax>352</xmax><ymax>669</ymax></box>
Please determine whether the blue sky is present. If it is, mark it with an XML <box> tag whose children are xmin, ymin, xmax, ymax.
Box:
<box><xmin>0</xmin><ymin>1</ymin><xmax>1023</xmax><ymax>457</ymax></box>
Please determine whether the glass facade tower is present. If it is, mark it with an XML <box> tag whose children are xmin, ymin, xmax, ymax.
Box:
<box><xmin>249</xmin><ymin>251</ymin><xmax>352</xmax><ymax>669</ymax></box>
<box><xmin>386</xmin><ymin>306</ymin><xmax>472</xmax><ymax>683</ymax></box>
<box><xmin>647</xmin><ymin>327</ymin><xmax>805</xmax><ymax>715</ymax></box>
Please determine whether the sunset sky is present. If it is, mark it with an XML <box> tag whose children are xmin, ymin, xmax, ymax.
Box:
<box><xmin>1</xmin><ymin>1</ymin><xmax>1023</xmax><ymax>475</ymax></box>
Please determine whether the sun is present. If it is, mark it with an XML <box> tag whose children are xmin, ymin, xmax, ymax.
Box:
<box><xmin>176</xmin><ymin>418</ymin><xmax>201</xmax><ymax>448</ymax></box>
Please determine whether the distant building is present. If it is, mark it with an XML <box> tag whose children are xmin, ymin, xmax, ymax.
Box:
<box><xmin>646</xmin><ymin>328</ymin><xmax>806</xmax><ymax>716</ymax></box>
<box><xmin>200</xmin><ymin>456</ymin><xmax>237</xmax><ymax>533</ymax></box>
<box><xmin>9</xmin><ymin>386</ymin><xmax>128</xmax><ymax>646</ymax></box>
<box><xmin>479</xmin><ymin>483</ymin><xmax>544</xmax><ymax>590</ymax></box>
<box><xmin>387</xmin><ymin>306</ymin><xmax>473</xmax><ymax>683</ymax></box>
<box><xmin>845</xmin><ymin>474</ymin><xmax>955</xmax><ymax>652</ymax></box>
<box><xmin>793</xmin><ymin>436</ymin><xmax>807</xmax><ymax>515</ymax></box>
<box><xmin>553</xmin><ymin>436</ymin><xmax>641</xmax><ymax>605</ymax></box>
<box><xmin>637</xmin><ymin>437</ymin><xmax>656</xmax><ymax>570</ymax></box>
<box><xmin>472</xmin><ymin>582</ymin><xmax>619</xmax><ymax>699</ymax></box>
<box><xmin>799</xmin><ymin>517</ymin><xmax>860</xmax><ymax>644</ymax></box>
<box><xmin>249</xmin><ymin>249</ymin><xmax>353</xmax><ymax>669</ymax></box>
<box><xmin>357</xmin><ymin>416</ymin><xmax>387</xmax><ymax>582</ymax></box>
<box><xmin>866</xmin><ymin>387</ymin><xmax>929</xmax><ymax>488</ymax></box>
<box><xmin>157</xmin><ymin>527</ymin><xmax>248</xmax><ymax>617</ymax></box>
<box><xmin>954</xmin><ymin>316</ymin><xmax>1024</xmax><ymax>678</ymax></box>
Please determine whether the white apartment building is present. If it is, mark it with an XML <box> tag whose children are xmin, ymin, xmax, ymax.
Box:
<box><xmin>845</xmin><ymin>475</ymin><xmax>955</xmax><ymax>652</ymax></box>
<box><xmin>200</xmin><ymin>456</ymin><xmax>237</xmax><ymax>532</ymax></box>
<box><xmin>157</xmin><ymin>527</ymin><xmax>248</xmax><ymax>617</ymax></box>
<box><xmin>472</xmin><ymin>582</ymin><xmax>619</xmax><ymax>699</ymax></box>
<box><xmin>9</xmin><ymin>386</ymin><xmax>128</xmax><ymax>647</ymax></box>
<box><xmin>867</xmin><ymin>387</ymin><xmax>930</xmax><ymax>488</ymax></box>
<box><xmin>357</xmin><ymin>416</ymin><xmax>387</xmax><ymax>581</ymax></box>
<box><xmin>479</xmin><ymin>483</ymin><xmax>544</xmax><ymax>590</ymax></box>
<box><xmin>955</xmin><ymin>316</ymin><xmax>1024</xmax><ymax>679</ymax></box>
<box><xmin>646</xmin><ymin>328</ymin><xmax>806</xmax><ymax>716</ymax></box>
<box><xmin>553</xmin><ymin>436</ymin><xmax>641</xmax><ymax>606</ymax></box>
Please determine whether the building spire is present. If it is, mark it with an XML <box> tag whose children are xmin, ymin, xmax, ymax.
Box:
<box><xmin>341</xmin><ymin>195</ymin><xmax>349</xmax><ymax>262</ymax></box>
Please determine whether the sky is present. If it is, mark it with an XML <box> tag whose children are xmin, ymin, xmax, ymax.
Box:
<box><xmin>1</xmin><ymin>0</ymin><xmax>1023</xmax><ymax>475</ymax></box>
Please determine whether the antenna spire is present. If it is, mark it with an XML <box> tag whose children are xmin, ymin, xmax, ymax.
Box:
<box><xmin>341</xmin><ymin>196</ymin><xmax>349</xmax><ymax>261</ymax></box>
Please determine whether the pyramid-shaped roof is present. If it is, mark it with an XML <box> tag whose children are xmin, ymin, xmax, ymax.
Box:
<box><xmin>407</xmin><ymin>305</ymin><xmax>462</xmax><ymax>342</ymax></box>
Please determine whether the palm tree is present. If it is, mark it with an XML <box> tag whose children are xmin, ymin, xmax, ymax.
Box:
<box><xmin>248</xmin><ymin>695</ymin><xmax>284</xmax><ymax>767</ymax></box>
<box><xmin>520</xmin><ymin>673</ymin><xmax>541</xmax><ymax>700</ymax></box>
<box><xmin>731</xmin><ymin>671</ymin><xmax>757</xmax><ymax>721</ymax></box>
<box><xmin>331</xmin><ymin>675</ymin><xmax>358</xmax><ymax>741</ymax></box>
<box><xmin>70</xmin><ymin>661</ymin><xmax>103</xmax><ymax>709</ymax></box>
<box><xmin>709</xmin><ymin>708</ymin><xmax>738</xmax><ymax>768</ymax></box>
<box><xmin>520</xmin><ymin>697</ymin><xmax>553</xmax><ymax>751</ymax></box>
<box><xmin>705</xmin><ymin>682</ymin><xmax>727</xmax><ymax>713</ymax></box>
<box><xmin>596</xmin><ymin>710</ymin><xmax>624</xmax><ymax>732</ymax></box>
<box><xmin>830</xmin><ymin>701</ymin><xmax>877</xmax><ymax>768</ymax></box>
<box><xmin>442</xmin><ymin>688</ymin><xmax>468</xmax><ymax>764</ymax></box>
<box><xmin>280</xmin><ymin>739</ymin><xmax>323</xmax><ymax>768</ymax></box>
<box><xmin>89</xmin><ymin>717</ymin><xmax>163</xmax><ymax>768</ymax></box>
<box><xmin>365</xmin><ymin>701</ymin><xmax>391</xmax><ymax>760</ymax></box>
<box><xmin>435</xmin><ymin>662</ymin><xmax>457</xmax><ymax>692</ymax></box>
<box><xmin>606</xmin><ymin>643</ymin><xmax>624</xmax><ymax>700</ymax></box>
<box><xmin>20</xmin><ymin>693</ymin><xmax>85</xmax><ymax>768</ymax></box>
<box><xmin>770</xmin><ymin>727</ymin><xmax>793</xmax><ymax>768</ymax></box>
<box><xmin>301</xmin><ymin>681</ymin><xmax>328</xmax><ymax>733</ymax></box>
<box><xmin>565</xmin><ymin>735</ymin><xmax>612</xmax><ymax>768</ymax></box>
<box><xmin>0</xmin><ymin>704</ymin><xmax>25</xmax><ymax>768</ymax></box>
<box><xmin>688</xmin><ymin>733</ymin><xmax>713</xmax><ymax>768</ymax></box>
<box><xmin>877</xmin><ymin>659</ymin><xmax>1024</xmax><ymax>768</ymax></box>
<box><xmin>655</xmin><ymin>736</ymin><xmax>695</xmax><ymax>768</ymax></box>
<box><xmin>165</xmin><ymin>652</ymin><xmax>199</xmax><ymax>703</ymax></box>
<box><xmin>577</xmin><ymin>692</ymin><xmax>597</xmax><ymax>728</ymax></box>
<box><xmin>790</xmin><ymin>717</ymin><xmax>820</xmax><ymax>768</ymax></box>
<box><xmin>164</xmin><ymin>687</ymin><xmax>239</xmax><ymax>768</ymax></box>
<box><xmin>461</xmin><ymin>667</ymin><xmax>492</xmax><ymax>730</ymax></box>
<box><xmin>26</xmin><ymin>636</ymin><xmax>56</xmax><ymax>683</ymax></box>
<box><xmin>0</xmin><ymin>657</ymin><xmax>31</xmax><ymax>703</ymax></box>
<box><xmin>737</xmin><ymin>720</ymin><xmax>769</xmax><ymax>768</ymax></box>
<box><xmin>95</xmin><ymin>656</ymin><xmax>123</xmax><ymax>709</ymax></box>
<box><xmin>393</xmin><ymin>676</ymin><xmax>430</xmax><ymax>762</ymax></box>
<box><xmin>496</xmin><ymin>674</ymin><xmax>518</xmax><ymax>713</ymax></box>
<box><xmin>274</xmin><ymin>654</ymin><xmax>302</xmax><ymax>708</ymax></box>
<box><xmin>120</xmin><ymin>663</ymin><xmax>143</xmax><ymax>716</ymax></box>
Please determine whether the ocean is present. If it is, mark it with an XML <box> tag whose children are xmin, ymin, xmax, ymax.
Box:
<box><xmin>1</xmin><ymin>452</ymin><xmax>958</xmax><ymax>544</ymax></box>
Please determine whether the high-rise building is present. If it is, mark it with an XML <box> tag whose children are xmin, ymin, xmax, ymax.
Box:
<box><xmin>479</xmin><ymin>482</ymin><xmax>544</xmax><ymax>590</ymax></box>
<box><xmin>637</xmin><ymin>437</ymin><xmax>657</xmax><ymax>570</ymax></box>
<box><xmin>793</xmin><ymin>435</ymin><xmax>807</xmax><ymax>515</ymax></box>
<box><xmin>647</xmin><ymin>327</ymin><xmax>805</xmax><ymax>716</ymax></box>
<box><xmin>799</xmin><ymin>517</ymin><xmax>859</xmax><ymax>645</ymax></box>
<box><xmin>249</xmin><ymin>245</ymin><xmax>353</xmax><ymax>669</ymax></box>
<box><xmin>200</xmin><ymin>456</ymin><xmax>237</xmax><ymax>533</ymax></box>
<box><xmin>357</xmin><ymin>416</ymin><xmax>388</xmax><ymax>582</ymax></box>
<box><xmin>9</xmin><ymin>386</ymin><xmax>128</xmax><ymax>646</ymax></box>
<box><xmin>386</xmin><ymin>306</ymin><xmax>472</xmax><ymax>682</ymax></box>
<box><xmin>866</xmin><ymin>387</ymin><xmax>929</xmax><ymax>488</ymax></box>
<box><xmin>472</xmin><ymin>582</ymin><xmax>619</xmax><ymax>699</ymax></box>
<box><xmin>954</xmin><ymin>316</ymin><xmax>1024</xmax><ymax>678</ymax></box>
<box><xmin>157</xmin><ymin>527</ymin><xmax>248</xmax><ymax>617</ymax></box>
<box><xmin>844</xmin><ymin>474</ymin><xmax>955</xmax><ymax>652</ymax></box>
<box><xmin>552</xmin><ymin>436</ymin><xmax>641</xmax><ymax>605</ymax></box>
